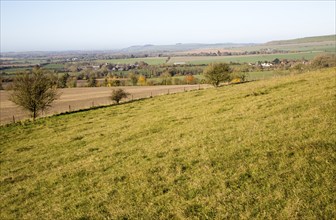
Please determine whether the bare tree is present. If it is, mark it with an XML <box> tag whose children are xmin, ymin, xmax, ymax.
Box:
<box><xmin>10</xmin><ymin>67</ymin><xmax>59</xmax><ymax>120</ymax></box>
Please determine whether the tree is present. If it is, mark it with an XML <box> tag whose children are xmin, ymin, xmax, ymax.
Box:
<box><xmin>10</xmin><ymin>68</ymin><xmax>59</xmax><ymax>120</ymax></box>
<box><xmin>138</xmin><ymin>75</ymin><xmax>146</xmax><ymax>86</ymax></box>
<box><xmin>203</xmin><ymin>63</ymin><xmax>231</xmax><ymax>87</ymax></box>
<box><xmin>66</xmin><ymin>77</ymin><xmax>77</xmax><ymax>88</ymax></box>
<box><xmin>111</xmin><ymin>89</ymin><xmax>130</xmax><ymax>104</ymax></box>
<box><xmin>58</xmin><ymin>73</ymin><xmax>70</xmax><ymax>88</ymax></box>
<box><xmin>0</xmin><ymin>77</ymin><xmax>4</xmax><ymax>90</ymax></box>
<box><xmin>128</xmin><ymin>72</ymin><xmax>138</xmax><ymax>86</ymax></box>
<box><xmin>87</xmin><ymin>73</ymin><xmax>97</xmax><ymax>87</ymax></box>
<box><xmin>160</xmin><ymin>71</ymin><xmax>172</xmax><ymax>85</ymax></box>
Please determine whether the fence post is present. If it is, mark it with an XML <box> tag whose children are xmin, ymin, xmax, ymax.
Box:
<box><xmin>132</xmin><ymin>95</ymin><xmax>133</xmax><ymax>101</ymax></box>
<box><xmin>69</xmin><ymin>105</ymin><xmax>71</xmax><ymax>112</ymax></box>
<box><xmin>168</xmin><ymin>89</ymin><xmax>170</xmax><ymax>95</ymax></box>
<box><xmin>150</xmin><ymin>92</ymin><xmax>152</xmax><ymax>97</ymax></box>
<box><xmin>13</xmin><ymin>115</ymin><xmax>15</xmax><ymax>123</ymax></box>
<box><xmin>198</xmin><ymin>84</ymin><xmax>201</xmax><ymax>90</ymax></box>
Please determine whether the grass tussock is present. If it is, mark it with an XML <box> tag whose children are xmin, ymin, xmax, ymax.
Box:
<box><xmin>0</xmin><ymin>68</ymin><xmax>335</xmax><ymax>219</ymax></box>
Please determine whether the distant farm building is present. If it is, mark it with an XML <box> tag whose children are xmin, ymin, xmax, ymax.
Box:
<box><xmin>261</xmin><ymin>63</ymin><xmax>273</xmax><ymax>68</ymax></box>
<box><xmin>174</xmin><ymin>62</ymin><xmax>186</xmax><ymax>65</ymax></box>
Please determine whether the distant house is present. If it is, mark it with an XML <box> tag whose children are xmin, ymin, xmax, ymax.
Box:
<box><xmin>92</xmin><ymin>65</ymin><xmax>100</xmax><ymax>70</ymax></box>
<box><xmin>174</xmin><ymin>62</ymin><xmax>186</xmax><ymax>65</ymax></box>
<box><xmin>261</xmin><ymin>63</ymin><xmax>273</xmax><ymax>68</ymax></box>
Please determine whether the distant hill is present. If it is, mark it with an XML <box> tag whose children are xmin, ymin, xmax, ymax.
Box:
<box><xmin>266</xmin><ymin>34</ymin><xmax>336</xmax><ymax>45</ymax></box>
<box><xmin>117</xmin><ymin>43</ymin><xmax>255</xmax><ymax>54</ymax></box>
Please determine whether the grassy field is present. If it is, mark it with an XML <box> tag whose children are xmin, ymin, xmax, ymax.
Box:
<box><xmin>42</xmin><ymin>63</ymin><xmax>66</xmax><ymax>69</ymax></box>
<box><xmin>95</xmin><ymin>57</ymin><xmax>168</xmax><ymax>65</ymax></box>
<box><xmin>168</xmin><ymin>52</ymin><xmax>327</xmax><ymax>65</ymax></box>
<box><xmin>236</xmin><ymin>42</ymin><xmax>336</xmax><ymax>53</ymax></box>
<box><xmin>266</xmin><ymin>34</ymin><xmax>335</xmax><ymax>45</ymax></box>
<box><xmin>0</xmin><ymin>68</ymin><xmax>335</xmax><ymax>219</ymax></box>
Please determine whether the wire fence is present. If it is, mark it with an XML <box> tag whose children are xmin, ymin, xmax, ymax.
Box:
<box><xmin>2</xmin><ymin>85</ymin><xmax>207</xmax><ymax>124</ymax></box>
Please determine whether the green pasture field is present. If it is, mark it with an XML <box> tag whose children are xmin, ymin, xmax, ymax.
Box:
<box><xmin>0</xmin><ymin>67</ymin><xmax>31</xmax><ymax>74</ymax></box>
<box><xmin>235</xmin><ymin>40</ymin><xmax>336</xmax><ymax>53</ymax></box>
<box><xmin>95</xmin><ymin>57</ymin><xmax>168</xmax><ymax>65</ymax></box>
<box><xmin>266</xmin><ymin>35</ymin><xmax>335</xmax><ymax>45</ymax></box>
<box><xmin>1</xmin><ymin>68</ymin><xmax>335</xmax><ymax>219</ymax></box>
<box><xmin>168</xmin><ymin>52</ymin><xmax>328</xmax><ymax>65</ymax></box>
<box><xmin>42</xmin><ymin>63</ymin><xmax>66</xmax><ymax>69</ymax></box>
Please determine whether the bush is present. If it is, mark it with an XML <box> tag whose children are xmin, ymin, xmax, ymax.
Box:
<box><xmin>87</xmin><ymin>73</ymin><xmax>97</xmax><ymax>87</ymax></box>
<box><xmin>203</xmin><ymin>63</ymin><xmax>231</xmax><ymax>87</ymax></box>
<box><xmin>111</xmin><ymin>89</ymin><xmax>130</xmax><ymax>104</ymax></box>
<box><xmin>310</xmin><ymin>54</ymin><xmax>336</xmax><ymax>69</ymax></box>
<box><xmin>290</xmin><ymin>63</ymin><xmax>306</xmax><ymax>73</ymax></box>
<box><xmin>66</xmin><ymin>77</ymin><xmax>77</xmax><ymax>88</ymax></box>
<box><xmin>230</xmin><ymin>72</ymin><xmax>247</xmax><ymax>83</ymax></box>
<box><xmin>138</xmin><ymin>75</ymin><xmax>146</xmax><ymax>86</ymax></box>
<box><xmin>172</xmin><ymin>77</ymin><xmax>182</xmax><ymax>85</ymax></box>
<box><xmin>128</xmin><ymin>72</ymin><xmax>138</xmax><ymax>86</ymax></box>
<box><xmin>184</xmin><ymin>75</ymin><xmax>197</xmax><ymax>84</ymax></box>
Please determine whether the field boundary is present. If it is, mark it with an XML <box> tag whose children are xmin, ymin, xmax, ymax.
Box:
<box><xmin>1</xmin><ymin>84</ymin><xmax>209</xmax><ymax>126</ymax></box>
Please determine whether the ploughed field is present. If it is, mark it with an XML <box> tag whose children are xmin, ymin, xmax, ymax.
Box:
<box><xmin>0</xmin><ymin>84</ymin><xmax>207</xmax><ymax>124</ymax></box>
<box><xmin>0</xmin><ymin>68</ymin><xmax>335</xmax><ymax>219</ymax></box>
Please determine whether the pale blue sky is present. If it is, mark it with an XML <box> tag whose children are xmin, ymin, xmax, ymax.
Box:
<box><xmin>1</xmin><ymin>1</ymin><xmax>335</xmax><ymax>52</ymax></box>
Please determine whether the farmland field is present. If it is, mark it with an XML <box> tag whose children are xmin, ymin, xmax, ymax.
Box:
<box><xmin>232</xmin><ymin>40</ymin><xmax>336</xmax><ymax>53</ymax></box>
<box><xmin>168</xmin><ymin>51</ymin><xmax>328</xmax><ymax>65</ymax></box>
<box><xmin>95</xmin><ymin>57</ymin><xmax>168</xmax><ymax>65</ymax></box>
<box><xmin>0</xmin><ymin>68</ymin><xmax>335</xmax><ymax>219</ymax></box>
<box><xmin>0</xmin><ymin>84</ymin><xmax>207</xmax><ymax>124</ymax></box>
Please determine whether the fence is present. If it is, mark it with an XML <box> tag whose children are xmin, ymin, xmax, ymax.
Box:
<box><xmin>2</xmin><ymin>85</ymin><xmax>207</xmax><ymax>125</ymax></box>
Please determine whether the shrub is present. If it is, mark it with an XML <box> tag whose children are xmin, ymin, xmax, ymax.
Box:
<box><xmin>203</xmin><ymin>63</ymin><xmax>231</xmax><ymax>87</ymax></box>
<box><xmin>230</xmin><ymin>72</ymin><xmax>247</xmax><ymax>83</ymax></box>
<box><xmin>111</xmin><ymin>89</ymin><xmax>130</xmax><ymax>104</ymax></box>
<box><xmin>128</xmin><ymin>72</ymin><xmax>138</xmax><ymax>86</ymax></box>
<box><xmin>87</xmin><ymin>73</ymin><xmax>97</xmax><ymax>87</ymax></box>
<box><xmin>184</xmin><ymin>75</ymin><xmax>197</xmax><ymax>84</ymax></box>
<box><xmin>310</xmin><ymin>54</ymin><xmax>336</xmax><ymax>69</ymax></box>
<box><xmin>172</xmin><ymin>77</ymin><xmax>182</xmax><ymax>85</ymax></box>
<box><xmin>138</xmin><ymin>75</ymin><xmax>146</xmax><ymax>86</ymax></box>
<box><xmin>66</xmin><ymin>77</ymin><xmax>77</xmax><ymax>88</ymax></box>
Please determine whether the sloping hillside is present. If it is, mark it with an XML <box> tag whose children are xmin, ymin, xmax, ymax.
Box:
<box><xmin>266</xmin><ymin>34</ymin><xmax>335</xmax><ymax>45</ymax></box>
<box><xmin>1</xmin><ymin>68</ymin><xmax>335</xmax><ymax>219</ymax></box>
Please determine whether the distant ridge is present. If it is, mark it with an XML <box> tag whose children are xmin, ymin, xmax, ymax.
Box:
<box><xmin>266</xmin><ymin>34</ymin><xmax>336</xmax><ymax>45</ymax></box>
<box><xmin>117</xmin><ymin>43</ymin><xmax>255</xmax><ymax>54</ymax></box>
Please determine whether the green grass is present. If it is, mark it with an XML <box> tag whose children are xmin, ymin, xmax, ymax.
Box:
<box><xmin>237</xmin><ymin>43</ymin><xmax>336</xmax><ymax>53</ymax></box>
<box><xmin>42</xmin><ymin>63</ymin><xmax>65</xmax><ymax>69</ymax></box>
<box><xmin>0</xmin><ymin>68</ymin><xmax>335</xmax><ymax>219</ymax></box>
<box><xmin>266</xmin><ymin>34</ymin><xmax>335</xmax><ymax>45</ymax></box>
<box><xmin>247</xmin><ymin>70</ymin><xmax>287</xmax><ymax>81</ymax></box>
<box><xmin>168</xmin><ymin>52</ymin><xmax>329</xmax><ymax>65</ymax></box>
<box><xmin>95</xmin><ymin>57</ymin><xmax>168</xmax><ymax>65</ymax></box>
<box><xmin>0</xmin><ymin>67</ymin><xmax>32</xmax><ymax>74</ymax></box>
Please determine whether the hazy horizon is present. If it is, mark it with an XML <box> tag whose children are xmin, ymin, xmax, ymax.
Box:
<box><xmin>1</xmin><ymin>1</ymin><xmax>335</xmax><ymax>52</ymax></box>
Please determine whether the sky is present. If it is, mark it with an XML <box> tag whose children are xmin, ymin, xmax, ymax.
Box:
<box><xmin>1</xmin><ymin>0</ymin><xmax>335</xmax><ymax>52</ymax></box>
